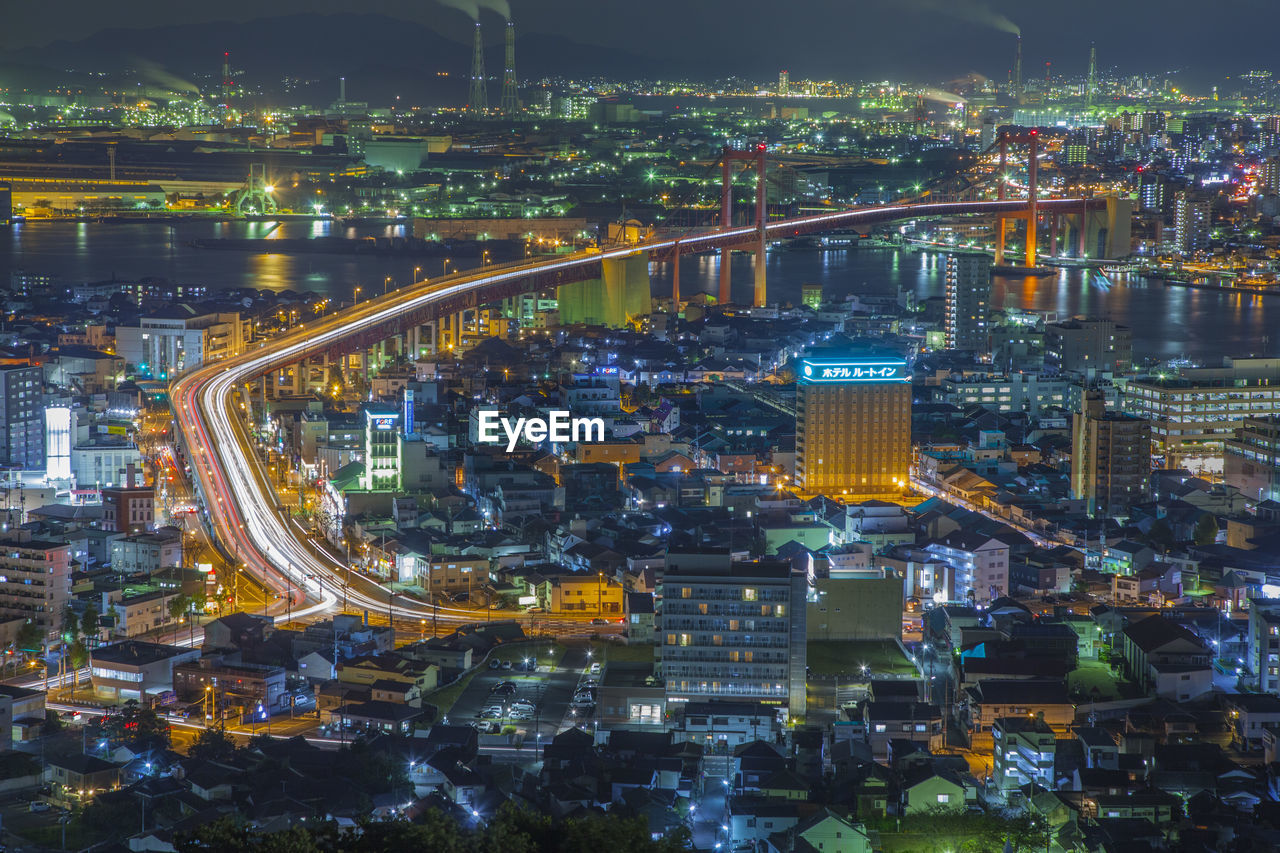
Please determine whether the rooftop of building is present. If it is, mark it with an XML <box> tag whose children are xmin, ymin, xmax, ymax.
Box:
<box><xmin>91</xmin><ymin>640</ymin><xmax>194</xmax><ymax>667</ymax></box>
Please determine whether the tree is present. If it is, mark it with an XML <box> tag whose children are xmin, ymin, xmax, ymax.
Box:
<box><xmin>81</xmin><ymin>605</ymin><xmax>100</xmax><ymax>645</ymax></box>
<box><xmin>1144</xmin><ymin>518</ymin><xmax>1175</xmax><ymax>551</ymax></box>
<box><xmin>61</xmin><ymin>605</ymin><xmax>79</xmax><ymax>643</ymax></box>
<box><xmin>69</xmin><ymin>639</ymin><xmax>89</xmax><ymax>689</ymax></box>
<box><xmin>188</xmin><ymin>727</ymin><xmax>237</xmax><ymax>763</ymax></box>
<box><xmin>15</xmin><ymin>621</ymin><xmax>43</xmax><ymax>656</ymax></box>
<box><xmin>104</xmin><ymin>700</ymin><xmax>170</xmax><ymax>753</ymax></box>
<box><xmin>190</xmin><ymin>589</ymin><xmax>208</xmax><ymax>618</ymax></box>
<box><xmin>168</xmin><ymin>594</ymin><xmax>192</xmax><ymax>625</ymax></box>
<box><xmin>1193</xmin><ymin>513</ymin><xmax>1220</xmax><ymax>546</ymax></box>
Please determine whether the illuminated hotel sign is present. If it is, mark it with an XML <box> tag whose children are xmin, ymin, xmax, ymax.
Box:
<box><xmin>799</xmin><ymin>357</ymin><xmax>909</xmax><ymax>384</ymax></box>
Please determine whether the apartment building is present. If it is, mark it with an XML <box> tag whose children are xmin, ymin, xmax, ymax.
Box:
<box><xmin>1124</xmin><ymin>358</ymin><xmax>1280</xmax><ymax>474</ymax></box>
<box><xmin>659</xmin><ymin>552</ymin><xmax>806</xmax><ymax>714</ymax></box>
<box><xmin>0</xmin><ymin>533</ymin><xmax>73</xmax><ymax>637</ymax></box>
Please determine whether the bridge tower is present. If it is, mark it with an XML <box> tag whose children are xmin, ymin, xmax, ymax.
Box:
<box><xmin>992</xmin><ymin>129</ymin><xmax>1041</xmax><ymax>269</ymax></box>
<box><xmin>717</xmin><ymin>143</ymin><xmax>768</xmax><ymax>307</ymax></box>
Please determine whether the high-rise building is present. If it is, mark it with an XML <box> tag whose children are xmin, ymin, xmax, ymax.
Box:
<box><xmin>0</xmin><ymin>364</ymin><xmax>44</xmax><ymax>470</ymax></box>
<box><xmin>1224</xmin><ymin>416</ymin><xmax>1280</xmax><ymax>503</ymax></box>
<box><xmin>1261</xmin><ymin>157</ymin><xmax>1280</xmax><ymax>194</ymax></box>
<box><xmin>944</xmin><ymin>253</ymin><xmax>991</xmax><ymax>353</ymax></box>
<box><xmin>1174</xmin><ymin>190</ymin><xmax>1209</xmax><ymax>254</ymax></box>
<box><xmin>1045</xmin><ymin>317</ymin><xmax>1133</xmax><ymax>374</ymax></box>
<box><xmin>1139</xmin><ymin>171</ymin><xmax>1165</xmax><ymax>212</ymax></box>
<box><xmin>0</xmin><ymin>531</ymin><xmax>72</xmax><ymax>639</ymax></box>
<box><xmin>778</xmin><ymin>70</ymin><xmax>790</xmax><ymax>96</ymax></box>
<box><xmin>795</xmin><ymin>353</ymin><xmax>910</xmax><ymax>498</ymax></box>
<box><xmin>660</xmin><ymin>552</ymin><xmax>806</xmax><ymax>714</ymax></box>
<box><xmin>1072</xmin><ymin>389</ymin><xmax>1151</xmax><ymax>518</ymax></box>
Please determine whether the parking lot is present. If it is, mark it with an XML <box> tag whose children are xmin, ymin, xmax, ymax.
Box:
<box><xmin>448</xmin><ymin>643</ymin><xmax>595</xmax><ymax>743</ymax></box>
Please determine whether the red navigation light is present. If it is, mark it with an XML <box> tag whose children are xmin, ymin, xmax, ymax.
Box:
<box><xmin>1029</xmin><ymin>129</ymin><xmax>1038</xmax><ymax>136</ymax></box>
<box><xmin>756</xmin><ymin>143</ymin><xmax>766</xmax><ymax>151</ymax></box>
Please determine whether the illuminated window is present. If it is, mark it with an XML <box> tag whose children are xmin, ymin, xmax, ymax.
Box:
<box><xmin>743</xmin><ymin>588</ymin><xmax>757</xmax><ymax>601</ymax></box>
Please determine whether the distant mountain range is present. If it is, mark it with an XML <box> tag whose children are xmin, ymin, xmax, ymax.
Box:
<box><xmin>5</xmin><ymin>13</ymin><xmax>653</xmax><ymax>106</ymax></box>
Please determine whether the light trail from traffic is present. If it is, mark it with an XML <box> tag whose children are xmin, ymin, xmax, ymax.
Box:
<box><xmin>172</xmin><ymin>198</ymin><xmax>1098</xmax><ymax>622</ymax></box>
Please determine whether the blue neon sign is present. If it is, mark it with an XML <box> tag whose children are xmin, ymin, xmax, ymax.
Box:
<box><xmin>799</xmin><ymin>358</ymin><xmax>908</xmax><ymax>384</ymax></box>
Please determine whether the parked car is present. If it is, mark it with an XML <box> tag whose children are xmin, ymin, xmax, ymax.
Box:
<box><xmin>590</xmin><ymin>618</ymin><xmax>608</xmax><ymax>625</ymax></box>
<box><xmin>490</xmin><ymin>681</ymin><xmax>517</xmax><ymax>694</ymax></box>
<box><xmin>589</xmin><ymin>662</ymin><xmax>601</xmax><ymax>675</ymax></box>
<box><xmin>488</xmin><ymin>659</ymin><xmax>502</xmax><ymax>669</ymax></box>
<box><xmin>500</xmin><ymin>660</ymin><xmax>513</xmax><ymax>670</ymax></box>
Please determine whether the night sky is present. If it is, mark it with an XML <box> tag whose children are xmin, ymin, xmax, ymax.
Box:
<box><xmin>4</xmin><ymin>0</ymin><xmax>1278</xmax><ymax>86</ymax></box>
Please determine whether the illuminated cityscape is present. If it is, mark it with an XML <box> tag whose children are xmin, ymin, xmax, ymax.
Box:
<box><xmin>0</xmin><ymin>1</ymin><xmax>1279</xmax><ymax>850</ymax></box>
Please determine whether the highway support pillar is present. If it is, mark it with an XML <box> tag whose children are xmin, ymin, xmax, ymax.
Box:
<box><xmin>719</xmin><ymin>155</ymin><xmax>732</xmax><ymax>304</ymax></box>
<box><xmin>1024</xmin><ymin>131</ymin><xmax>1039</xmax><ymax>268</ymax></box>
<box><xmin>994</xmin><ymin>138</ymin><xmax>1007</xmax><ymax>266</ymax></box>
<box><xmin>754</xmin><ymin>146</ymin><xmax>767</xmax><ymax>307</ymax></box>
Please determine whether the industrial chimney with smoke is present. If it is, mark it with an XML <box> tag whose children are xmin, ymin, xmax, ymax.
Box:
<box><xmin>469</xmin><ymin>21</ymin><xmax>488</xmax><ymax>117</ymax></box>
<box><xmin>500</xmin><ymin>20</ymin><xmax>518</xmax><ymax>118</ymax></box>
<box><xmin>1013</xmin><ymin>35</ymin><xmax>1023</xmax><ymax>100</ymax></box>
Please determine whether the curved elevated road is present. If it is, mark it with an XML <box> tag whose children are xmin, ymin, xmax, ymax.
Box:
<box><xmin>172</xmin><ymin>198</ymin><xmax>1103</xmax><ymax>620</ymax></box>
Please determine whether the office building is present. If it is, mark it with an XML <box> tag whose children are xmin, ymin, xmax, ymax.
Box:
<box><xmin>944</xmin><ymin>253</ymin><xmax>991</xmax><ymax>353</ymax></box>
<box><xmin>940</xmin><ymin>373</ymin><xmax>1069</xmax><ymax>414</ymax></box>
<box><xmin>1124</xmin><ymin>358</ymin><xmax>1280</xmax><ymax>474</ymax></box>
<box><xmin>0</xmin><ymin>532</ymin><xmax>73</xmax><ymax>638</ymax></box>
<box><xmin>0</xmin><ymin>365</ymin><xmax>43</xmax><ymax>470</ymax></box>
<box><xmin>359</xmin><ymin>404</ymin><xmax>402</xmax><ymax>491</ymax></box>
<box><xmin>1225</xmin><ymin>416</ymin><xmax>1280</xmax><ymax>503</ymax></box>
<box><xmin>115</xmin><ymin>307</ymin><xmax>244</xmax><ymax>380</ymax></box>
<box><xmin>778</xmin><ymin>69</ymin><xmax>790</xmax><ymax>95</ymax></box>
<box><xmin>101</xmin><ymin>486</ymin><xmax>154</xmax><ymax>534</ymax></box>
<box><xmin>1072</xmin><ymin>388</ymin><xmax>1151</xmax><ymax>517</ymax></box>
<box><xmin>795</xmin><ymin>353</ymin><xmax>910</xmax><ymax>498</ymax></box>
<box><xmin>1045</xmin><ymin>317</ymin><xmax>1132</xmax><ymax>374</ymax></box>
<box><xmin>1174</xmin><ymin>190</ymin><xmax>1209</xmax><ymax>254</ymax></box>
<box><xmin>660</xmin><ymin>552</ymin><xmax>806</xmax><ymax>714</ymax></box>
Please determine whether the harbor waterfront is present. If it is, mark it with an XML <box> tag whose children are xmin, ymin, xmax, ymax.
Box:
<box><xmin>6</xmin><ymin>219</ymin><xmax>1278</xmax><ymax>363</ymax></box>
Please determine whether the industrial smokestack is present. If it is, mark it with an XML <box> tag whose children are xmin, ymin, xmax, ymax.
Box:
<box><xmin>1086</xmin><ymin>43</ymin><xmax>1097</xmax><ymax>106</ymax></box>
<box><xmin>1013</xmin><ymin>35</ymin><xmax>1022</xmax><ymax>97</ymax></box>
<box><xmin>339</xmin><ymin>76</ymin><xmax>346</xmax><ymax>104</ymax></box>
<box><xmin>221</xmin><ymin>51</ymin><xmax>233</xmax><ymax>108</ymax></box>
<box><xmin>469</xmin><ymin>21</ymin><xmax>488</xmax><ymax>117</ymax></box>
<box><xmin>500</xmin><ymin>20</ymin><xmax>518</xmax><ymax>118</ymax></box>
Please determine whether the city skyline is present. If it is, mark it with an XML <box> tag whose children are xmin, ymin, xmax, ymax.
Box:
<box><xmin>2</xmin><ymin>0</ymin><xmax>1278</xmax><ymax>94</ymax></box>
